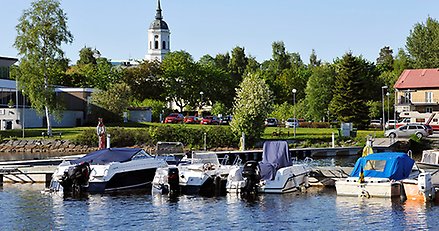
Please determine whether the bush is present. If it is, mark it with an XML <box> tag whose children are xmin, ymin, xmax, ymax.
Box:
<box><xmin>74</xmin><ymin>125</ymin><xmax>239</xmax><ymax>150</ymax></box>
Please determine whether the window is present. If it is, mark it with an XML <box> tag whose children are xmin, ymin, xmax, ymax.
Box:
<box><xmin>426</xmin><ymin>92</ymin><xmax>433</xmax><ymax>103</ymax></box>
<box><xmin>404</xmin><ymin>92</ymin><xmax>412</xmax><ymax>103</ymax></box>
<box><xmin>154</xmin><ymin>41</ymin><xmax>159</xmax><ymax>49</ymax></box>
<box><xmin>365</xmin><ymin>160</ymin><xmax>386</xmax><ymax>171</ymax></box>
<box><xmin>162</xmin><ymin>41</ymin><xmax>166</xmax><ymax>49</ymax></box>
<box><xmin>149</xmin><ymin>41</ymin><xmax>152</xmax><ymax>50</ymax></box>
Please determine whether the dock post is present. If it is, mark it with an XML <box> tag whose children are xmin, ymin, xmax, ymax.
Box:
<box><xmin>45</xmin><ymin>173</ymin><xmax>52</xmax><ymax>188</ymax></box>
<box><xmin>332</xmin><ymin>132</ymin><xmax>335</xmax><ymax>148</ymax></box>
<box><xmin>0</xmin><ymin>174</ymin><xmax>3</xmax><ymax>186</ymax></box>
<box><xmin>106</xmin><ymin>134</ymin><xmax>111</xmax><ymax>149</ymax></box>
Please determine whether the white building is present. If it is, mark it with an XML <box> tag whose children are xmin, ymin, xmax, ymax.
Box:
<box><xmin>145</xmin><ymin>0</ymin><xmax>171</xmax><ymax>62</ymax></box>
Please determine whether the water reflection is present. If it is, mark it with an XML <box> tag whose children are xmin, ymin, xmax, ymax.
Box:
<box><xmin>2</xmin><ymin>183</ymin><xmax>439</xmax><ymax>230</ymax></box>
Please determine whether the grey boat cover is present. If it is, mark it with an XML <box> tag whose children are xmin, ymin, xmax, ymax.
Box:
<box><xmin>259</xmin><ymin>141</ymin><xmax>292</xmax><ymax>180</ymax></box>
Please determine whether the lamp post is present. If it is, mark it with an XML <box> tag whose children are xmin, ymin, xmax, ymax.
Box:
<box><xmin>292</xmin><ymin>89</ymin><xmax>297</xmax><ymax>138</ymax></box>
<box><xmin>382</xmin><ymin>86</ymin><xmax>388</xmax><ymax>131</ymax></box>
<box><xmin>22</xmin><ymin>90</ymin><xmax>25</xmax><ymax>138</ymax></box>
<box><xmin>386</xmin><ymin>92</ymin><xmax>390</xmax><ymax>127</ymax></box>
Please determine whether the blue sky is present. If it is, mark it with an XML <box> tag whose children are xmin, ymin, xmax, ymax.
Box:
<box><xmin>1</xmin><ymin>0</ymin><xmax>438</xmax><ymax>64</ymax></box>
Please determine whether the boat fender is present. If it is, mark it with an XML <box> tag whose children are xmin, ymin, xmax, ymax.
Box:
<box><xmin>360</xmin><ymin>190</ymin><xmax>370</xmax><ymax>198</ymax></box>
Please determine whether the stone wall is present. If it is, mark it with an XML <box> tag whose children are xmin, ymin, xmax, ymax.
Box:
<box><xmin>0</xmin><ymin>140</ymin><xmax>98</xmax><ymax>154</ymax></box>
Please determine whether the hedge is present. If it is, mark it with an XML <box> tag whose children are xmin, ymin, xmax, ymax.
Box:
<box><xmin>74</xmin><ymin>125</ymin><xmax>240</xmax><ymax>150</ymax></box>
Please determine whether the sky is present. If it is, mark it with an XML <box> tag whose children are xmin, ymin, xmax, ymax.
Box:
<box><xmin>1</xmin><ymin>0</ymin><xmax>438</xmax><ymax>65</ymax></box>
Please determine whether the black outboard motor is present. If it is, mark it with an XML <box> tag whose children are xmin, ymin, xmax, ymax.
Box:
<box><xmin>167</xmin><ymin>167</ymin><xmax>180</xmax><ymax>195</ymax></box>
<box><xmin>241</xmin><ymin>161</ymin><xmax>260</xmax><ymax>195</ymax></box>
<box><xmin>60</xmin><ymin>162</ymin><xmax>91</xmax><ymax>196</ymax></box>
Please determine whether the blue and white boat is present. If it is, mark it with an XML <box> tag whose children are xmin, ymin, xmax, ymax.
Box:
<box><xmin>49</xmin><ymin>148</ymin><xmax>167</xmax><ymax>195</ymax></box>
<box><xmin>335</xmin><ymin>152</ymin><xmax>415</xmax><ymax>198</ymax></box>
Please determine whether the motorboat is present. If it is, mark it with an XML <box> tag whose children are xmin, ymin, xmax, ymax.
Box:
<box><xmin>335</xmin><ymin>152</ymin><xmax>415</xmax><ymax>198</ymax></box>
<box><xmin>226</xmin><ymin>140</ymin><xmax>311</xmax><ymax>194</ymax></box>
<box><xmin>152</xmin><ymin>152</ymin><xmax>236</xmax><ymax>196</ymax></box>
<box><xmin>49</xmin><ymin>148</ymin><xmax>167</xmax><ymax>195</ymax></box>
<box><xmin>402</xmin><ymin>172</ymin><xmax>437</xmax><ymax>202</ymax></box>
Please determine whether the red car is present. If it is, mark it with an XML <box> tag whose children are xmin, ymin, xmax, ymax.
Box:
<box><xmin>200</xmin><ymin>116</ymin><xmax>220</xmax><ymax>125</ymax></box>
<box><xmin>164</xmin><ymin>113</ymin><xmax>184</xmax><ymax>123</ymax></box>
<box><xmin>184</xmin><ymin>116</ymin><xmax>199</xmax><ymax>124</ymax></box>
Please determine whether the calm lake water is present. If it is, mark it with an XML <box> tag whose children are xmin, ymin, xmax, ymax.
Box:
<box><xmin>1</xmin><ymin>183</ymin><xmax>439</xmax><ymax>230</ymax></box>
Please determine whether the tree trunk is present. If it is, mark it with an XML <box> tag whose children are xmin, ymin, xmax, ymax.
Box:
<box><xmin>45</xmin><ymin>105</ymin><xmax>52</xmax><ymax>136</ymax></box>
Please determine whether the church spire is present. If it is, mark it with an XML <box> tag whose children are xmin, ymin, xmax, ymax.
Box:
<box><xmin>155</xmin><ymin>0</ymin><xmax>163</xmax><ymax>20</ymax></box>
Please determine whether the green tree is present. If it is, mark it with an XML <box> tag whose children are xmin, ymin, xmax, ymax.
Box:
<box><xmin>329</xmin><ymin>52</ymin><xmax>369</xmax><ymax>128</ymax></box>
<box><xmin>230</xmin><ymin>73</ymin><xmax>272</xmax><ymax>146</ymax></box>
<box><xmin>406</xmin><ymin>17</ymin><xmax>439</xmax><ymax>68</ymax></box>
<box><xmin>14</xmin><ymin>0</ymin><xmax>73</xmax><ymax>135</ymax></box>
<box><xmin>122</xmin><ymin>60</ymin><xmax>162</xmax><ymax>101</ymax></box>
<box><xmin>77</xmin><ymin>47</ymin><xmax>97</xmax><ymax>65</ymax></box>
<box><xmin>229</xmin><ymin>46</ymin><xmax>248</xmax><ymax>86</ymax></box>
<box><xmin>272</xmin><ymin>41</ymin><xmax>290</xmax><ymax>71</ymax></box>
<box><xmin>305</xmin><ymin>64</ymin><xmax>335</xmax><ymax>121</ymax></box>
<box><xmin>161</xmin><ymin>51</ymin><xmax>200</xmax><ymax>111</ymax></box>
<box><xmin>211</xmin><ymin>102</ymin><xmax>228</xmax><ymax>116</ymax></box>
<box><xmin>376</xmin><ymin>46</ymin><xmax>394</xmax><ymax>72</ymax></box>
<box><xmin>92</xmin><ymin>82</ymin><xmax>131</xmax><ymax>120</ymax></box>
<box><xmin>309</xmin><ymin>49</ymin><xmax>321</xmax><ymax>68</ymax></box>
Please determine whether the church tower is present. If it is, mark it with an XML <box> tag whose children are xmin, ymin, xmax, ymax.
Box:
<box><xmin>146</xmin><ymin>0</ymin><xmax>170</xmax><ymax>62</ymax></box>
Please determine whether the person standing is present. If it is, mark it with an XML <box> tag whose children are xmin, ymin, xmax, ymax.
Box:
<box><xmin>97</xmin><ymin>118</ymin><xmax>106</xmax><ymax>149</ymax></box>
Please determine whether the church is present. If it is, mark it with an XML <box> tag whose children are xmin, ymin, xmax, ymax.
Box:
<box><xmin>145</xmin><ymin>0</ymin><xmax>171</xmax><ymax>62</ymax></box>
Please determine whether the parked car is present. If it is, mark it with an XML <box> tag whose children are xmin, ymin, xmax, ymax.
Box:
<box><xmin>164</xmin><ymin>113</ymin><xmax>184</xmax><ymax>123</ymax></box>
<box><xmin>423</xmin><ymin>124</ymin><xmax>434</xmax><ymax>136</ymax></box>
<box><xmin>285</xmin><ymin>118</ymin><xmax>299</xmax><ymax>128</ymax></box>
<box><xmin>384</xmin><ymin>123</ymin><xmax>430</xmax><ymax>138</ymax></box>
<box><xmin>220</xmin><ymin>115</ymin><xmax>232</xmax><ymax>125</ymax></box>
<box><xmin>200</xmin><ymin>116</ymin><xmax>220</xmax><ymax>125</ymax></box>
<box><xmin>395</xmin><ymin>118</ymin><xmax>411</xmax><ymax>128</ymax></box>
<box><xmin>184</xmin><ymin>116</ymin><xmax>199</xmax><ymax>124</ymax></box>
<box><xmin>264</xmin><ymin>118</ymin><xmax>278</xmax><ymax>127</ymax></box>
<box><xmin>369</xmin><ymin>119</ymin><xmax>382</xmax><ymax>128</ymax></box>
<box><xmin>385</xmin><ymin>120</ymin><xmax>398</xmax><ymax>129</ymax></box>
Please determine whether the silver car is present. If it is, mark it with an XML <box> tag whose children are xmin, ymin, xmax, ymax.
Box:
<box><xmin>384</xmin><ymin>124</ymin><xmax>429</xmax><ymax>139</ymax></box>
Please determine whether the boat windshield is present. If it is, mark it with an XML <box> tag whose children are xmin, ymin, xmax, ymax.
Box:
<box><xmin>131</xmin><ymin>150</ymin><xmax>153</xmax><ymax>160</ymax></box>
<box><xmin>191</xmin><ymin>153</ymin><xmax>220</xmax><ymax>165</ymax></box>
<box><xmin>364</xmin><ymin>160</ymin><xmax>386</xmax><ymax>171</ymax></box>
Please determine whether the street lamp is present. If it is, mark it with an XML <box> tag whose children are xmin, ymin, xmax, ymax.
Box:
<box><xmin>382</xmin><ymin>86</ymin><xmax>388</xmax><ymax>131</ymax></box>
<box><xmin>292</xmin><ymin>89</ymin><xmax>297</xmax><ymax>138</ymax></box>
<box><xmin>386</xmin><ymin>91</ymin><xmax>390</xmax><ymax>127</ymax></box>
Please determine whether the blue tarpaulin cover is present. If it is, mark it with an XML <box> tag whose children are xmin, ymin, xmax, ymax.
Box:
<box><xmin>259</xmin><ymin>141</ymin><xmax>292</xmax><ymax>180</ymax></box>
<box><xmin>350</xmin><ymin>152</ymin><xmax>415</xmax><ymax>181</ymax></box>
<box><xmin>71</xmin><ymin>148</ymin><xmax>142</xmax><ymax>165</ymax></box>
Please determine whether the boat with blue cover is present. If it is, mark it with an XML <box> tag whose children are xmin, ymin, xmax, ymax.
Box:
<box><xmin>49</xmin><ymin>148</ymin><xmax>167</xmax><ymax>195</ymax></box>
<box><xmin>335</xmin><ymin>152</ymin><xmax>415</xmax><ymax>198</ymax></box>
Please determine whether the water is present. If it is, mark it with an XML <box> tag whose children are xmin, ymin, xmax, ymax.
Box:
<box><xmin>1</xmin><ymin>184</ymin><xmax>439</xmax><ymax>230</ymax></box>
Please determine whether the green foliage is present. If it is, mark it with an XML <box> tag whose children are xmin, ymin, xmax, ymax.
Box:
<box><xmin>122</xmin><ymin>60</ymin><xmax>163</xmax><ymax>101</ymax></box>
<box><xmin>77</xmin><ymin>47</ymin><xmax>97</xmax><ymax>65</ymax></box>
<box><xmin>161</xmin><ymin>51</ymin><xmax>199</xmax><ymax>111</ymax></box>
<box><xmin>305</xmin><ymin>64</ymin><xmax>335</xmax><ymax>121</ymax></box>
<box><xmin>231</xmin><ymin>73</ymin><xmax>273</xmax><ymax>145</ymax></box>
<box><xmin>14</xmin><ymin>0</ymin><xmax>73</xmax><ymax>134</ymax></box>
<box><xmin>366</xmin><ymin>100</ymin><xmax>381</xmax><ymax>120</ymax></box>
<box><xmin>211</xmin><ymin>102</ymin><xmax>228</xmax><ymax>116</ymax></box>
<box><xmin>74</xmin><ymin>125</ymin><xmax>239</xmax><ymax>149</ymax></box>
<box><xmin>406</xmin><ymin>17</ymin><xmax>439</xmax><ymax>68</ymax></box>
<box><xmin>229</xmin><ymin>46</ymin><xmax>248</xmax><ymax>86</ymax></box>
<box><xmin>92</xmin><ymin>82</ymin><xmax>131</xmax><ymax>120</ymax></box>
<box><xmin>268</xmin><ymin>102</ymin><xmax>294</xmax><ymax>122</ymax></box>
<box><xmin>329</xmin><ymin>52</ymin><xmax>370</xmax><ymax>129</ymax></box>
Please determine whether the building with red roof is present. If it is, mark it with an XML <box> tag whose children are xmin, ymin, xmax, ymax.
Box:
<box><xmin>394</xmin><ymin>68</ymin><xmax>439</xmax><ymax>114</ymax></box>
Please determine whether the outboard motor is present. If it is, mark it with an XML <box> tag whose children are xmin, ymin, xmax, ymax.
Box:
<box><xmin>418</xmin><ymin>172</ymin><xmax>435</xmax><ymax>201</ymax></box>
<box><xmin>60</xmin><ymin>162</ymin><xmax>90</xmax><ymax>196</ymax></box>
<box><xmin>167</xmin><ymin>167</ymin><xmax>180</xmax><ymax>195</ymax></box>
<box><xmin>241</xmin><ymin>161</ymin><xmax>261</xmax><ymax>195</ymax></box>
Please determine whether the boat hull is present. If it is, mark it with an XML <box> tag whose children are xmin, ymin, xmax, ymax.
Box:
<box><xmin>336</xmin><ymin>177</ymin><xmax>401</xmax><ymax>198</ymax></box>
<box><xmin>88</xmin><ymin>168</ymin><xmax>157</xmax><ymax>193</ymax></box>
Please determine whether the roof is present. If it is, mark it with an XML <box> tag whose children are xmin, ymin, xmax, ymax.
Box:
<box><xmin>149</xmin><ymin>0</ymin><xmax>169</xmax><ymax>30</ymax></box>
<box><xmin>0</xmin><ymin>56</ymin><xmax>18</xmax><ymax>67</ymax></box>
<box><xmin>394</xmin><ymin>69</ymin><xmax>439</xmax><ymax>90</ymax></box>
<box><xmin>350</xmin><ymin>152</ymin><xmax>414</xmax><ymax>180</ymax></box>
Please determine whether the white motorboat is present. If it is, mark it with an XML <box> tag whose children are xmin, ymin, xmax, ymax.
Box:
<box><xmin>335</xmin><ymin>152</ymin><xmax>415</xmax><ymax>198</ymax></box>
<box><xmin>152</xmin><ymin>152</ymin><xmax>236</xmax><ymax>196</ymax></box>
<box><xmin>49</xmin><ymin>148</ymin><xmax>167</xmax><ymax>195</ymax></box>
<box><xmin>226</xmin><ymin>141</ymin><xmax>311</xmax><ymax>194</ymax></box>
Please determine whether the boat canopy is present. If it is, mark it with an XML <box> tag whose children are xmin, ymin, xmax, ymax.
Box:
<box><xmin>350</xmin><ymin>152</ymin><xmax>415</xmax><ymax>181</ymax></box>
<box><xmin>71</xmin><ymin>148</ymin><xmax>147</xmax><ymax>165</ymax></box>
<box><xmin>259</xmin><ymin>141</ymin><xmax>292</xmax><ymax>180</ymax></box>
